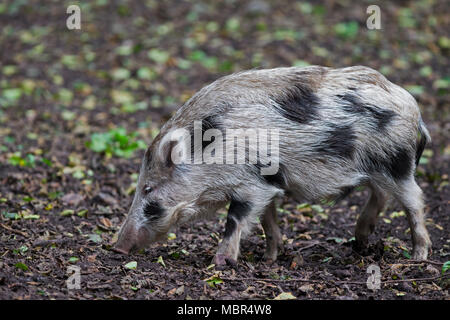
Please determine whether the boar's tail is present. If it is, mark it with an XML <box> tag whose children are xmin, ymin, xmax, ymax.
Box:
<box><xmin>415</xmin><ymin>117</ymin><xmax>431</xmax><ymax>166</ymax></box>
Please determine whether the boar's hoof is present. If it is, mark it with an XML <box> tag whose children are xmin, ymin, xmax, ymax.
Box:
<box><xmin>111</xmin><ymin>246</ymin><xmax>130</xmax><ymax>255</ymax></box>
<box><xmin>262</xmin><ymin>251</ymin><xmax>277</xmax><ymax>264</ymax></box>
<box><xmin>352</xmin><ymin>240</ymin><xmax>370</xmax><ymax>256</ymax></box>
<box><xmin>213</xmin><ymin>254</ymin><xmax>237</xmax><ymax>269</ymax></box>
<box><xmin>412</xmin><ymin>246</ymin><xmax>430</xmax><ymax>261</ymax></box>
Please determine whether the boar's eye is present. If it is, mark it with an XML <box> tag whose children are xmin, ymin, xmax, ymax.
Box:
<box><xmin>143</xmin><ymin>201</ymin><xmax>164</xmax><ymax>220</ymax></box>
<box><xmin>143</xmin><ymin>185</ymin><xmax>153</xmax><ymax>195</ymax></box>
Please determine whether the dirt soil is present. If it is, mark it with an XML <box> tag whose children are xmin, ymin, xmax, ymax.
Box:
<box><xmin>0</xmin><ymin>0</ymin><xmax>449</xmax><ymax>300</ymax></box>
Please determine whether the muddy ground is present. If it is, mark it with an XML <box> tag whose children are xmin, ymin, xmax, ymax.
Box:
<box><xmin>0</xmin><ymin>0</ymin><xmax>449</xmax><ymax>300</ymax></box>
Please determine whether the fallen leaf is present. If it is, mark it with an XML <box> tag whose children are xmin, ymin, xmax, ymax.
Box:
<box><xmin>124</xmin><ymin>261</ymin><xmax>137</xmax><ymax>270</ymax></box>
<box><xmin>274</xmin><ymin>292</ymin><xmax>296</xmax><ymax>300</ymax></box>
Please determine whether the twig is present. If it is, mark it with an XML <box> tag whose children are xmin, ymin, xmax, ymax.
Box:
<box><xmin>396</xmin><ymin>259</ymin><xmax>445</xmax><ymax>266</ymax></box>
<box><xmin>0</xmin><ymin>223</ymin><xmax>28</xmax><ymax>237</ymax></box>
<box><xmin>220</xmin><ymin>274</ymin><xmax>449</xmax><ymax>286</ymax></box>
<box><xmin>221</xmin><ymin>277</ymin><xmax>326</xmax><ymax>284</ymax></box>
<box><xmin>295</xmin><ymin>241</ymin><xmax>321</xmax><ymax>251</ymax></box>
<box><xmin>380</xmin><ymin>275</ymin><xmax>448</xmax><ymax>284</ymax></box>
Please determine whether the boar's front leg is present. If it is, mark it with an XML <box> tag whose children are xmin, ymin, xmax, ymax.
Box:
<box><xmin>214</xmin><ymin>198</ymin><xmax>253</xmax><ymax>267</ymax></box>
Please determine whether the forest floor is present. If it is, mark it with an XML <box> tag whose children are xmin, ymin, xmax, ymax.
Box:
<box><xmin>0</xmin><ymin>0</ymin><xmax>449</xmax><ymax>299</ymax></box>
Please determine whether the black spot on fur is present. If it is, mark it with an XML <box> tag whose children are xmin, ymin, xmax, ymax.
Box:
<box><xmin>224</xmin><ymin>196</ymin><xmax>252</xmax><ymax>238</ymax></box>
<box><xmin>189</xmin><ymin>115</ymin><xmax>223</xmax><ymax>160</ymax></box>
<box><xmin>253</xmin><ymin>162</ymin><xmax>286</xmax><ymax>188</ymax></box>
<box><xmin>415</xmin><ymin>119</ymin><xmax>429</xmax><ymax>166</ymax></box>
<box><xmin>201</xmin><ymin>115</ymin><xmax>222</xmax><ymax>149</ymax></box>
<box><xmin>228</xmin><ymin>196</ymin><xmax>252</xmax><ymax>221</ymax></box>
<box><xmin>315</xmin><ymin>124</ymin><xmax>356</xmax><ymax>159</ymax></box>
<box><xmin>361</xmin><ymin>148</ymin><xmax>412</xmax><ymax>180</ymax></box>
<box><xmin>144</xmin><ymin>147</ymin><xmax>153</xmax><ymax>168</ymax></box>
<box><xmin>386</xmin><ymin>148</ymin><xmax>413</xmax><ymax>179</ymax></box>
<box><xmin>224</xmin><ymin>217</ymin><xmax>237</xmax><ymax>238</ymax></box>
<box><xmin>338</xmin><ymin>185</ymin><xmax>356</xmax><ymax>200</ymax></box>
<box><xmin>272</xmin><ymin>83</ymin><xmax>319</xmax><ymax>124</ymax></box>
<box><xmin>339</xmin><ymin>93</ymin><xmax>396</xmax><ymax>130</ymax></box>
<box><xmin>143</xmin><ymin>201</ymin><xmax>164</xmax><ymax>220</ymax></box>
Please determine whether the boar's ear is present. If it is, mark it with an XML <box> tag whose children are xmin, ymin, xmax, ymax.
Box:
<box><xmin>158</xmin><ymin>129</ymin><xmax>191</xmax><ymax>168</ymax></box>
<box><xmin>158</xmin><ymin>140</ymin><xmax>177</xmax><ymax>168</ymax></box>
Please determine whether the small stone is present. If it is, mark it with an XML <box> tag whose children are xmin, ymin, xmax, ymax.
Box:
<box><xmin>61</xmin><ymin>193</ymin><xmax>84</xmax><ymax>206</ymax></box>
<box><xmin>94</xmin><ymin>192</ymin><xmax>118</xmax><ymax>206</ymax></box>
<box><xmin>425</xmin><ymin>265</ymin><xmax>440</xmax><ymax>276</ymax></box>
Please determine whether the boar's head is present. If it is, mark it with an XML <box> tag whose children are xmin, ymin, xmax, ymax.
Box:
<box><xmin>113</xmin><ymin>128</ymin><xmax>228</xmax><ymax>254</ymax></box>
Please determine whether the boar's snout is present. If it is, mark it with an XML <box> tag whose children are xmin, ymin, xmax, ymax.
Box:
<box><xmin>113</xmin><ymin>218</ymin><xmax>150</xmax><ymax>255</ymax></box>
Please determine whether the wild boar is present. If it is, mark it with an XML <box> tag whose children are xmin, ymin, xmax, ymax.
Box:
<box><xmin>113</xmin><ymin>66</ymin><xmax>431</xmax><ymax>265</ymax></box>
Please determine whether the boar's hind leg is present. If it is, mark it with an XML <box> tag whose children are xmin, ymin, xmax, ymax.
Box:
<box><xmin>355</xmin><ymin>184</ymin><xmax>386</xmax><ymax>253</ymax></box>
<box><xmin>214</xmin><ymin>199</ymin><xmax>252</xmax><ymax>267</ymax></box>
<box><xmin>261</xmin><ymin>201</ymin><xmax>283</xmax><ymax>262</ymax></box>
<box><xmin>394</xmin><ymin>177</ymin><xmax>431</xmax><ymax>260</ymax></box>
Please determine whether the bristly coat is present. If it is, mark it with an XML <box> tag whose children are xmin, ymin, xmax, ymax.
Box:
<box><xmin>114</xmin><ymin>65</ymin><xmax>432</xmax><ymax>264</ymax></box>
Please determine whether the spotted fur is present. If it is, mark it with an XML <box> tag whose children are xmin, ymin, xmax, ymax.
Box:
<box><xmin>115</xmin><ymin>65</ymin><xmax>432</xmax><ymax>262</ymax></box>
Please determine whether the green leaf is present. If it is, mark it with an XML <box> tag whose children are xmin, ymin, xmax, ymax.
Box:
<box><xmin>15</xmin><ymin>262</ymin><xmax>29</xmax><ymax>271</ymax></box>
<box><xmin>189</xmin><ymin>50</ymin><xmax>207</xmax><ymax>61</ymax></box>
<box><xmin>156</xmin><ymin>256</ymin><xmax>166</xmax><ymax>268</ymax></box>
<box><xmin>88</xmin><ymin>233</ymin><xmax>102</xmax><ymax>243</ymax></box>
<box><xmin>438</xmin><ymin>37</ymin><xmax>450</xmax><ymax>49</ymax></box>
<box><xmin>274</xmin><ymin>292</ymin><xmax>296</xmax><ymax>300</ymax></box>
<box><xmin>333</xmin><ymin>21</ymin><xmax>359</xmax><ymax>39</ymax></box>
<box><xmin>60</xmin><ymin>209</ymin><xmax>75</xmax><ymax>216</ymax></box>
<box><xmin>69</xmin><ymin>257</ymin><xmax>79</xmax><ymax>263</ymax></box>
<box><xmin>111</xmin><ymin>68</ymin><xmax>131</xmax><ymax>80</ymax></box>
<box><xmin>2</xmin><ymin>211</ymin><xmax>20</xmax><ymax>220</ymax></box>
<box><xmin>148</xmin><ymin>49</ymin><xmax>170</xmax><ymax>64</ymax></box>
<box><xmin>87</xmin><ymin>133</ymin><xmax>108</xmax><ymax>152</ymax></box>
<box><xmin>442</xmin><ymin>261</ymin><xmax>450</xmax><ymax>274</ymax></box>
<box><xmin>23</xmin><ymin>214</ymin><xmax>40</xmax><ymax>220</ymax></box>
<box><xmin>57</xmin><ymin>88</ymin><xmax>73</xmax><ymax>105</ymax></box>
<box><xmin>292</xmin><ymin>60</ymin><xmax>310</xmax><ymax>67</ymax></box>
<box><xmin>124</xmin><ymin>261</ymin><xmax>137</xmax><ymax>270</ymax></box>
<box><xmin>405</xmin><ymin>85</ymin><xmax>424</xmax><ymax>97</ymax></box>
<box><xmin>62</xmin><ymin>111</ymin><xmax>76</xmax><ymax>121</ymax></box>
<box><xmin>3</xmin><ymin>88</ymin><xmax>23</xmax><ymax>102</ymax></box>
<box><xmin>3</xmin><ymin>65</ymin><xmax>17</xmax><ymax>76</ymax></box>
<box><xmin>167</xmin><ymin>233</ymin><xmax>176</xmax><ymax>240</ymax></box>
<box><xmin>390</xmin><ymin>211</ymin><xmax>406</xmax><ymax>219</ymax></box>
<box><xmin>61</xmin><ymin>55</ymin><xmax>79</xmax><ymax>68</ymax></box>
<box><xmin>72</xmin><ymin>170</ymin><xmax>85</xmax><ymax>179</ymax></box>
<box><xmin>87</xmin><ymin>128</ymin><xmax>145</xmax><ymax>159</ymax></box>
<box><xmin>176</xmin><ymin>58</ymin><xmax>192</xmax><ymax>70</ymax></box>
<box><xmin>137</xmin><ymin>67</ymin><xmax>156</xmax><ymax>80</ymax></box>
<box><xmin>116</xmin><ymin>44</ymin><xmax>133</xmax><ymax>56</ymax></box>
<box><xmin>205</xmin><ymin>275</ymin><xmax>223</xmax><ymax>288</ymax></box>
<box><xmin>326</xmin><ymin>237</ymin><xmax>345</xmax><ymax>244</ymax></box>
<box><xmin>111</xmin><ymin>90</ymin><xmax>134</xmax><ymax>105</ymax></box>
<box><xmin>225</xmin><ymin>17</ymin><xmax>240</xmax><ymax>32</ymax></box>
<box><xmin>77</xmin><ymin>209</ymin><xmax>88</xmax><ymax>217</ymax></box>
<box><xmin>403</xmin><ymin>250</ymin><xmax>411</xmax><ymax>259</ymax></box>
